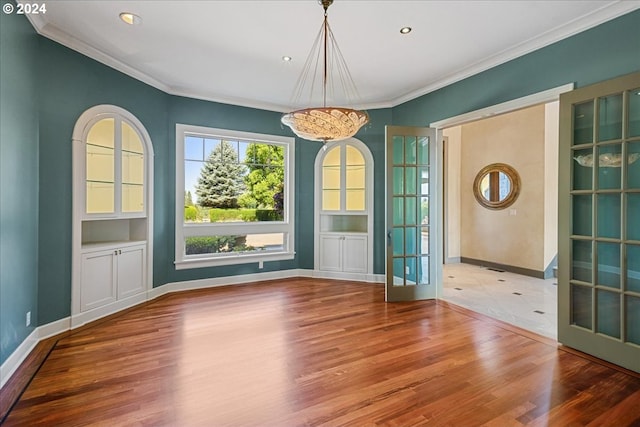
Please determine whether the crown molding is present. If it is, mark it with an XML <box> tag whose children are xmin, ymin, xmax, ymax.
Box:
<box><xmin>21</xmin><ymin>1</ymin><xmax>639</xmax><ymax>112</ymax></box>
<box><xmin>28</xmin><ymin>22</ymin><xmax>173</xmax><ymax>94</ymax></box>
<box><xmin>391</xmin><ymin>1</ymin><xmax>640</xmax><ymax>107</ymax></box>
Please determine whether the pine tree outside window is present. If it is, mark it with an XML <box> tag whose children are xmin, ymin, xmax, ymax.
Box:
<box><xmin>175</xmin><ymin>124</ymin><xmax>295</xmax><ymax>269</ymax></box>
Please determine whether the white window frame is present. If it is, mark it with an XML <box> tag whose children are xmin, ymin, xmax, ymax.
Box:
<box><xmin>175</xmin><ymin>124</ymin><xmax>295</xmax><ymax>269</ymax></box>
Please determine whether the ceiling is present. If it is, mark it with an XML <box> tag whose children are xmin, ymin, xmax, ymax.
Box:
<box><xmin>24</xmin><ymin>0</ymin><xmax>639</xmax><ymax>112</ymax></box>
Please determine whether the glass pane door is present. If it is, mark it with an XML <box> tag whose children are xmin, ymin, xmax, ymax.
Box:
<box><xmin>559</xmin><ymin>71</ymin><xmax>640</xmax><ymax>373</ymax></box>
<box><xmin>86</xmin><ymin>118</ymin><xmax>115</xmax><ymax>214</ymax></box>
<box><xmin>121</xmin><ymin>122</ymin><xmax>145</xmax><ymax>213</ymax></box>
<box><xmin>386</xmin><ymin>126</ymin><xmax>439</xmax><ymax>302</ymax></box>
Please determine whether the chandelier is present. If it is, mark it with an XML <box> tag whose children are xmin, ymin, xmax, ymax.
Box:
<box><xmin>281</xmin><ymin>0</ymin><xmax>369</xmax><ymax>142</ymax></box>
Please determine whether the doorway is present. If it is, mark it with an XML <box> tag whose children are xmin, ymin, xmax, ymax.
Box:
<box><xmin>432</xmin><ymin>87</ymin><xmax>569</xmax><ymax>338</ymax></box>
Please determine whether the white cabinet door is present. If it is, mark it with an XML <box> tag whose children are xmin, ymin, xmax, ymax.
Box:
<box><xmin>81</xmin><ymin>249</ymin><xmax>117</xmax><ymax>311</ymax></box>
<box><xmin>319</xmin><ymin>234</ymin><xmax>342</xmax><ymax>271</ymax></box>
<box><xmin>117</xmin><ymin>245</ymin><xmax>146</xmax><ymax>299</ymax></box>
<box><xmin>343</xmin><ymin>235</ymin><xmax>367</xmax><ymax>273</ymax></box>
<box><xmin>81</xmin><ymin>243</ymin><xmax>146</xmax><ymax>312</ymax></box>
<box><xmin>319</xmin><ymin>233</ymin><xmax>368</xmax><ymax>273</ymax></box>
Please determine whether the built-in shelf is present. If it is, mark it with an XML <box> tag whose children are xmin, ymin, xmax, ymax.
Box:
<box><xmin>320</xmin><ymin>214</ymin><xmax>367</xmax><ymax>233</ymax></box>
<box><xmin>81</xmin><ymin>218</ymin><xmax>147</xmax><ymax>246</ymax></box>
<box><xmin>315</xmin><ymin>139</ymin><xmax>374</xmax><ymax>276</ymax></box>
<box><xmin>72</xmin><ymin>106</ymin><xmax>154</xmax><ymax>321</ymax></box>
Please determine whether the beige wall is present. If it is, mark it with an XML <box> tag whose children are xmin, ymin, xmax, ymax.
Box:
<box><xmin>444</xmin><ymin>103</ymin><xmax>557</xmax><ymax>274</ymax></box>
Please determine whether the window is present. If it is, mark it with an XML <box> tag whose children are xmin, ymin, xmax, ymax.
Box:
<box><xmin>175</xmin><ymin>124</ymin><xmax>295</xmax><ymax>269</ymax></box>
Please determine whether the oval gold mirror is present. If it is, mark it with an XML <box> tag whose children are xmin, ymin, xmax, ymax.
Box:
<box><xmin>473</xmin><ymin>163</ymin><xmax>520</xmax><ymax>210</ymax></box>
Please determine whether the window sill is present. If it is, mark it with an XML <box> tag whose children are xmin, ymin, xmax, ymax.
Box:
<box><xmin>175</xmin><ymin>251</ymin><xmax>295</xmax><ymax>270</ymax></box>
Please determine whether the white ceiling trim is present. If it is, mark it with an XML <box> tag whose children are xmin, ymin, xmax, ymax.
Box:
<box><xmin>22</xmin><ymin>1</ymin><xmax>639</xmax><ymax>112</ymax></box>
<box><xmin>392</xmin><ymin>1</ymin><xmax>640</xmax><ymax>107</ymax></box>
<box><xmin>25</xmin><ymin>16</ymin><xmax>173</xmax><ymax>95</ymax></box>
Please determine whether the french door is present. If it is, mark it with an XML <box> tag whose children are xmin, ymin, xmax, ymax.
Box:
<box><xmin>558</xmin><ymin>71</ymin><xmax>640</xmax><ymax>372</ymax></box>
<box><xmin>385</xmin><ymin>126</ymin><xmax>441</xmax><ymax>302</ymax></box>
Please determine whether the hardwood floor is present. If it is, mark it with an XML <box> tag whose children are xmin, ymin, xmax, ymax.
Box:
<box><xmin>3</xmin><ymin>278</ymin><xmax>640</xmax><ymax>426</ymax></box>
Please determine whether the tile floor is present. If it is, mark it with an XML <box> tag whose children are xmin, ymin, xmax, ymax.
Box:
<box><xmin>442</xmin><ymin>263</ymin><xmax>558</xmax><ymax>339</ymax></box>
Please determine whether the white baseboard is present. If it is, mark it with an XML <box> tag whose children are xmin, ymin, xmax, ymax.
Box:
<box><xmin>70</xmin><ymin>292</ymin><xmax>147</xmax><ymax>329</ymax></box>
<box><xmin>0</xmin><ymin>329</ymin><xmax>38</xmax><ymax>389</ymax></box>
<box><xmin>1</xmin><ymin>268</ymin><xmax>382</xmax><ymax>390</ymax></box>
<box><xmin>310</xmin><ymin>270</ymin><xmax>384</xmax><ymax>283</ymax></box>
<box><xmin>148</xmin><ymin>268</ymin><xmax>312</xmax><ymax>299</ymax></box>
<box><xmin>37</xmin><ymin>317</ymin><xmax>71</xmax><ymax>340</ymax></box>
<box><xmin>0</xmin><ymin>317</ymin><xmax>70</xmax><ymax>389</ymax></box>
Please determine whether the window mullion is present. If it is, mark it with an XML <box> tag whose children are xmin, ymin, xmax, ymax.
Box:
<box><xmin>183</xmin><ymin>222</ymin><xmax>287</xmax><ymax>237</ymax></box>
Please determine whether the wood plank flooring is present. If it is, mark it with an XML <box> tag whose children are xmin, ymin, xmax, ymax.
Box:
<box><xmin>3</xmin><ymin>278</ymin><xmax>640</xmax><ymax>426</ymax></box>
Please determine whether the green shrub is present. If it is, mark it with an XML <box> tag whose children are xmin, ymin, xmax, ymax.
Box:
<box><xmin>184</xmin><ymin>206</ymin><xmax>198</xmax><ymax>221</ymax></box>
<box><xmin>209</xmin><ymin>208</ymin><xmax>240</xmax><ymax>222</ymax></box>
<box><xmin>240</xmin><ymin>210</ymin><xmax>256</xmax><ymax>222</ymax></box>
<box><xmin>238</xmin><ymin>193</ymin><xmax>257</xmax><ymax>209</ymax></box>
<box><xmin>206</xmin><ymin>208</ymin><xmax>282</xmax><ymax>222</ymax></box>
<box><xmin>185</xmin><ymin>235</ymin><xmax>250</xmax><ymax>255</ymax></box>
<box><xmin>256</xmin><ymin>209</ymin><xmax>284</xmax><ymax>221</ymax></box>
<box><xmin>209</xmin><ymin>208</ymin><xmax>259</xmax><ymax>222</ymax></box>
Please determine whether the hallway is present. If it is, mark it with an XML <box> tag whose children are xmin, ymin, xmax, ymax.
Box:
<box><xmin>443</xmin><ymin>263</ymin><xmax>557</xmax><ymax>339</ymax></box>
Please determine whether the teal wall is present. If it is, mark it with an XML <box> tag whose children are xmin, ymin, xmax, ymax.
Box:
<box><xmin>1</xmin><ymin>7</ymin><xmax>639</xmax><ymax>367</ymax></box>
<box><xmin>33</xmin><ymin>28</ymin><xmax>392</xmax><ymax>327</ymax></box>
<box><xmin>354</xmin><ymin>109</ymin><xmax>393</xmax><ymax>274</ymax></box>
<box><xmin>165</xmin><ymin>98</ymin><xmax>391</xmax><ymax>283</ymax></box>
<box><xmin>36</xmin><ymin>38</ymin><xmax>170</xmax><ymax>324</ymax></box>
<box><xmin>392</xmin><ymin>9</ymin><xmax>640</xmax><ymax>126</ymax></box>
<box><xmin>0</xmin><ymin>12</ymin><xmax>39</xmax><ymax>363</ymax></box>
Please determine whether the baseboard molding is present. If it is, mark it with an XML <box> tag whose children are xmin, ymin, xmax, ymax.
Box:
<box><xmin>70</xmin><ymin>293</ymin><xmax>148</xmax><ymax>329</ymax></box>
<box><xmin>0</xmin><ymin>316</ymin><xmax>69</xmax><ymax>389</ymax></box>
<box><xmin>36</xmin><ymin>316</ymin><xmax>71</xmax><ymax>340</ymax></box>
<box><xmin>148</xmin><ymin>268</ymin><xmax>313</xmax><ymax>300</ymax></box>
<box><xmin>309</xmin><ymin>270</ymin><xmax>384</xmax><ymax>284</ymax></box>
<box><xmin>1</xmin><ymin>268</ymin><xmax>382</xmax><ymax>391</ymax></box>
<box><xmin>460</xmin><ymin>257</ymin><xmax>546</xmax><ymax>279</ymax></box>
<box><xmin>0</xmin><ymin>330</ymin><xmax>38</xmax><ymax>390</ymax></box>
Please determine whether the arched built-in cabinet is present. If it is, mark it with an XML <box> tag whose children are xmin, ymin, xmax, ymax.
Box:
<box><xmin>314</xmin><ymin>138</ymin><xmax>374</xmax><ymax>279</ymax></box>
<box><xmin>71</xmin><ymin>105</ymin><xmax>154</xmax><ymax>327</ymax></box>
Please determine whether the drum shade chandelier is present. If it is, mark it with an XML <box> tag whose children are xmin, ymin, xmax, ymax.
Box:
<box><xmin>281</xmin><ymin>0</ymin><xmax>369</xmax><ymax>142</ymax></box>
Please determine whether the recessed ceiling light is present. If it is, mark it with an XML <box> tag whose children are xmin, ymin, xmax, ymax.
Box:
<box><xmin>119</xmin><ymin>12</ymin><xmax>142</xmax><ymax>25</ymax></box>
<box><xmin>282</xmin><ymin>56</ymin><xmax>292</xmax><ymax>62</ymax></box>
<box><xmin>400</xmin><ymin>26</ymin><xmax>412</xmax><ymax>34</ymax></box>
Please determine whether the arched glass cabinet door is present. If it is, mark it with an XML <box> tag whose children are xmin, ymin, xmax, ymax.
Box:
<box><xmin>121</xmin><ymin>121</ymin><xmax>145</xmax><ymax>213</ymax></box>
<box><xmin>85</xmin><ymin>118</ymin><xmax>116</xmax><ymax>214</ymax></box>
<box><xmin>322</xmin><ymin>145</ymin><xmax>341</xmax><ymax>211</ymax></box>
<box><xmin>84</xmin><ymin>116</ymin><xmax>146</xmax><ymax>216</ymax></box>
<box><xmin>321</xmin><ymin>143</ymin><xmax>367</xmax><ymax>212</ymax></box>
